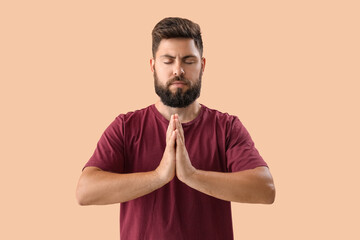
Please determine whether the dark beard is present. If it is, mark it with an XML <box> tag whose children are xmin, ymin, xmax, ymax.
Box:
<box><xmin>154</xmin><ymin>71</ymin><xmax>202</xmax><ymax>108</ymax></box>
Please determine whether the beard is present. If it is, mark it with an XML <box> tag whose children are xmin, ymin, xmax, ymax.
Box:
<box><xmin>154</xmin><ymin>70</ymin><xmax>202</xmax><ymax>108</ymax></box>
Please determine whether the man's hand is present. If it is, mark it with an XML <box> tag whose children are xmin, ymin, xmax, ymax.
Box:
<box><xmin>174</xmin><ymin>115</ymin><xmax>196</xmax><ymax>183</ymax></box>
<box><xmin>155</xmin><ymin>114</ymin><xmax>177</xmax><ymax>183</ymax></box>
<box><xmin>156</xmin><ymin>114</ymin><xmax>196</xmax><ymax>184</ymax></box>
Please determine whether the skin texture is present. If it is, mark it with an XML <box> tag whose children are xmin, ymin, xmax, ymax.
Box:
<box><xmin>76</xmin><ymin>38</ymin><xmax>275</xmax><ymax>205</ymax></box>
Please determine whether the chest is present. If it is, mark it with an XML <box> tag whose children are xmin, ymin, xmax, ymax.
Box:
<box><xmin>124</xmin><ymin>123</ymin><xmax>227</xmax><ymax>173</ymax></box>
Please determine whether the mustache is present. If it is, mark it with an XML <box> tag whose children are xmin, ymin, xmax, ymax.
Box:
<box><xmin>166</xmin><ymin>76</ymin><xmax>191</xmax><ymax>87</ymax></box>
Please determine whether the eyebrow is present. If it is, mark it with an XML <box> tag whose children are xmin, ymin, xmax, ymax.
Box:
<box><xmin>160</xmin><ymin>54</ymin><xmax>198</xmax><ymax>59</ymax></box>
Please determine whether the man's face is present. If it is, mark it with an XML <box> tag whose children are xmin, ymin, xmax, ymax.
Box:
<box><xmin>151</xmin><ymin>38</ymin><xmax>205</xmax><ymax>108</ymax></box>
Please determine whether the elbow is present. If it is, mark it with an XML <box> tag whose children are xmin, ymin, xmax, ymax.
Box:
<box><xmin>263</xmin><ymin>182</ymin><xmax>276</xmax><ymax>204</ymax></box>
<box><xmin>76</xmin><ymin>167</ymin><xmax>105</xmax><ymax>206</ymax></box>
<box><xmin>76</xmin><ymin>167</ymin><xmax>98</xmax><ymax>206</ymax></box>
<box><xmin>76</xmin><ymin>177</ymin><xmax>93</xmax><ymax>206</ymax></box>
<box><xmin>76</xmin><ymin>193</ymin><xmax>86</xmax><ymax>206</ymax></box>
<box><xmin>259</xmin><ymin>167</ymin><xmax>276</xmax><ymax>204</ymax></box>
<box><xmin>76</xmin><ymin>186</ymin><xmax>89</xmax><ymax>206</ymax></box>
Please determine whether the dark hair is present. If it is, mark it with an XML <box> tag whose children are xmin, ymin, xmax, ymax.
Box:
<box><xmin>152</xmin><ymin>17</ymin><xmax>203</xmax><ymax>57</ymax></box>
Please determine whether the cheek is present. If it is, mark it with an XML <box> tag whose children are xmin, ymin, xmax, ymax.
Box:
<box><xmin>154</xmin><ymin>67</ymin><xmax>172</xmax><ymax>85</ymax></box>
<box><xmin>155</xmin><ymin>65</ymin><xmax>172</xmax><ymax>77</ymax></box>
<box><xmin>185</xmin><ymin>65</ymin><xmax>202</xmax><ymax>78</ymax></box>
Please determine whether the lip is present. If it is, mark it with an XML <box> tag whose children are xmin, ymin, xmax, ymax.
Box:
<box><xmin>171</xmin><ymin>81</ymin><xmax>187</xmax><ymax>86</ymax></box>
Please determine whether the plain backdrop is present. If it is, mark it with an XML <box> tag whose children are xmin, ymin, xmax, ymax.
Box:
<box><xmin>1</xmin><ymin>0</ymin><xmax>359</xmax><ymax>239</ymax></box>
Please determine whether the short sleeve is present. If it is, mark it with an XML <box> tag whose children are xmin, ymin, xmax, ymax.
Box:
<box><xmin>226</xmin><ymin>116</ymin><xmax>267</xmax><ymax>172</ymax></box>
<box><xmin>83</xmin><ymin>115</ymin><xmax>125</xmax><ymax>173</ymax></box>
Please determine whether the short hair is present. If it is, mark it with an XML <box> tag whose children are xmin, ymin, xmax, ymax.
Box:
<box><xmin>152</xmin><ymin>17</ymin><xmax>203</xmax><ymax>58</ymax></box>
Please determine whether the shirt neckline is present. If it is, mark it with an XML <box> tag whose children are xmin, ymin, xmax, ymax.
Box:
<box><xmin>150</xmin><ymin>103</ymin><xmax>205</xmax><ymax>127</ymax></box>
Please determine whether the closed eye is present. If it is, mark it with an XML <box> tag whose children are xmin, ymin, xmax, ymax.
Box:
<box><xmin>183</xmin><ymin>57</ymin><xmax>197</xmax><ymax>64</ymax></box>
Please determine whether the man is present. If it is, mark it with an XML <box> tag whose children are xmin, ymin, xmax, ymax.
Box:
<box><xmin>76</xmin><ymin>17</ymin><xmax>275</xmax><ymax>240</ymax></box>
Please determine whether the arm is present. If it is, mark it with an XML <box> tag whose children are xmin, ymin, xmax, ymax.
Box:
<box><xmin>76</xmin><ymin>167</ymin><xmax>166</xmax><ymax>205</ymax></box>
<box><xmin>76</xmin><ymin>115</ymin><xmax>178</xmax><ymax>205</ymax></box>
<box><xmin>181</xmin><ymin>167</ymin><xmax>275</xmax><ymax>204</ymax></box>
<box><xmin>173</xmin><ymin>116</ymin><xmax>275</xmax><ymax>204</ymax></box>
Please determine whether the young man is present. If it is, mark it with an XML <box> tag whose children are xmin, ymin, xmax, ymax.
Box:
<box><xmin>76</xmin><ymin>17</ymin><xmax>275</xmax><ymax>240</ymax></box>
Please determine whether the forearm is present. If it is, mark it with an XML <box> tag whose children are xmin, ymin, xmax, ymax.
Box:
<box><xmin>76</xmin><ymin>167</ymin><xmax>166</xmax><ymax>205</ymax></box>
<box><xmin>182</xmin><ymin>166</ymin><xmax>275</xmax><ymax>204</ymax></box>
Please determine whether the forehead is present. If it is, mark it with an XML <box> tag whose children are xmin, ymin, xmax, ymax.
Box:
<box><xmin>156</xmin><ymin>38</ymin><xmax>200</xmax><ymax>58</ymax></box>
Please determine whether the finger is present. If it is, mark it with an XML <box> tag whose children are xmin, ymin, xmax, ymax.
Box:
<box><xmin>175</xmin><ymin>118</ymin><xmax>185</xmax><ymax>143</ymax></box>
<box><xmin>166</xmin><ymin>115</ymin><xmax>173</xmax><ymax>131</ymax></box>
<box><xmin>166</xmin><ymin>115</ymin><xmax>174</xmax><ymax>141</ymax></box>
<box><xmin>167</xmin><ymin>130</ymin><xmax>177</xmax><ymax>150</ymax></box>
<box><xmin>170</xmin><ymin>114</ymin><xmax>177</xmax><ymax>131</ymax></box>
<box><xmin>175</xmin><ymin>129</ymin><xmax>184</xmax><ymax>147</ymax></box>
<box><xmin>175</xmin><ymin>129</ymin><xmax>180</xmax><ymax>149</ymax></box>
<box><xmin>175</xmin><ymin>116</ymin><xmax>183</xmax><ymax>133</ymax></box>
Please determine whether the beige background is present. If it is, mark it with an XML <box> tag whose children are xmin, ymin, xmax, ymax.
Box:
<box><xmin>1</xmin><ymin>0</ymin><xmax>359</xmax><ymax>239</ymax></box>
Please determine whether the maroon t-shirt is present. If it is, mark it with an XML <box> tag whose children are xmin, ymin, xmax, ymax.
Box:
<box><xmin>84</xmin><ymin>104</ymin><xmax>267</xmax><ymax>240</ymax></box>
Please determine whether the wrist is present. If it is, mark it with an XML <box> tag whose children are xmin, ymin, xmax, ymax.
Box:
<box><xmin>154</xmin><ymin>168</ymin><xmax>172</xmax><ymax>186</ymax></box>
<box><xmin>178</xmin><ymin>167</ymin><xmax>197</xmax><ymax>185</ymax></box>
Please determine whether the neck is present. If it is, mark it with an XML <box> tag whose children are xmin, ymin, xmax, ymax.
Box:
<box><xmin>155</xmin><ymin>100</ymin><xmax>201</xmax><ymax>123</ymax></box>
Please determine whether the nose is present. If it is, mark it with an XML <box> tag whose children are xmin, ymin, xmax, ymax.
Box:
<box><xmin>173</xmin><ymin>62</ymin><xmax>185</xmax><ymax>76</ymax></box>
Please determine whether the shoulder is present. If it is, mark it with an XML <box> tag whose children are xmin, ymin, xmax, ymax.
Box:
<box><xmin>109</xmin><ymin>105</ymin><xmax>159</xmax><ymax>136</ymax></box>
<box><xmin>96</xmin><ymin>106</ymin><xmax>154</xmax><ymax>142</ymax></box>
<box><xmin>113</xmin><ymin>105</ymin><xmax>154</xmax><ymax>124</ymax></box>
<box><xmin>200</xmin><ymin>104</ymin><xmax>246</xmax><ymax>139</ymax></box>
<box><xmin>201</xmin><ymin>104</ymin><xmax>239</xmax><ymax>124</ymax></box>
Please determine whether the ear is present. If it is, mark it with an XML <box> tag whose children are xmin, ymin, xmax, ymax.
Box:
<box><xmin>150</xmin><ymin>58</ymin><xmax>155</xmax><ymax>73</ymax></box>
<box><xmin>201</xmin><ymin>57</ymin><xmax>206</xmax><ymax>73</ymax></box>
